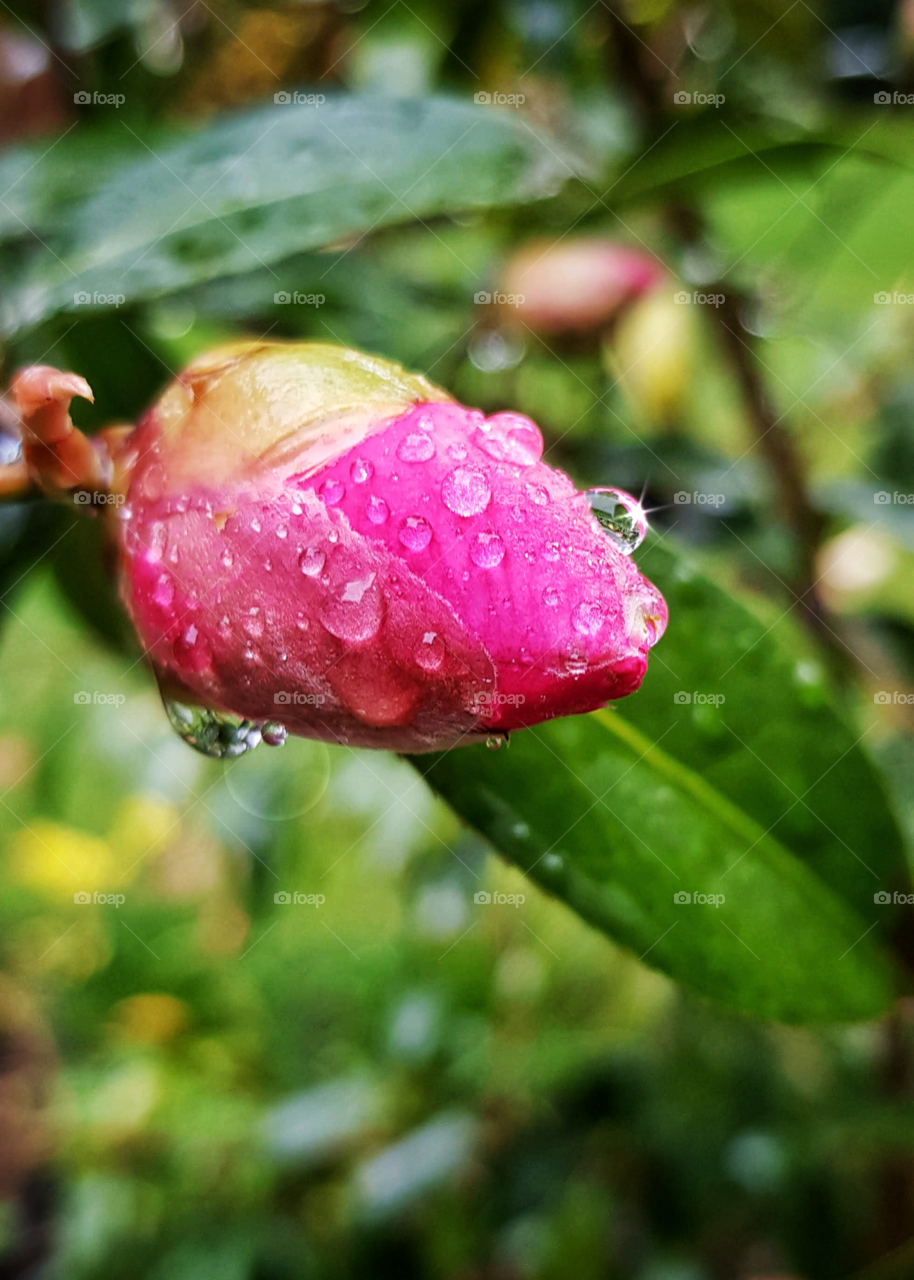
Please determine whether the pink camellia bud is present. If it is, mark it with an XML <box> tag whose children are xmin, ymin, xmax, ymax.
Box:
<box><xmin>16</xmin><ymin>342</ymin><xmax>667</xmax><ymax>756</ymax></box>
<box><xmin>499</xmin><ymin>238</ymin><xmax>665</xmax><ymax>334</ymax></box>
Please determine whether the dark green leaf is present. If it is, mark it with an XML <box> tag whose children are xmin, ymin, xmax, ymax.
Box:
<box><xmin>417</xmin><ymin>708</ymin><xmax>893</xmax><ymax>1022</ymax></box>
<box><xmin>629</xmin><ymin>539</ymin><xmax>908</xmax><ymax>925</ymax></box>
<box><xmin>3</xmin><ymin>95</ymin><xmax>576</xmax><ymax>335</ymax></box>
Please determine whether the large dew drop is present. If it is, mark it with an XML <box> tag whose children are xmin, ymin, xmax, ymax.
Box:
<box><xmin>164</xmin><ymin>700</ymin><xmax>287</xmax><ymax>759</ymax></box>
<box><xmin>442</xmin><ymin>467</ymin><xmax>491</xmax><ymax>517</ymax></box>
<box><xmin>585</xmin><ymin>487</ymin><xmax>648</xmax><ymax>554</ymax></box>
<box><xmin>473</xmin><ymin>413</ymin><xmax>543</xmax><ymax>466</ymax></box>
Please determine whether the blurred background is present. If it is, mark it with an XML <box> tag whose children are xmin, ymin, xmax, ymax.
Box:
<box><xmin>2</xmin><ymin>1</ymin><xmax>914</xmax><ymax>1277</ymax></box>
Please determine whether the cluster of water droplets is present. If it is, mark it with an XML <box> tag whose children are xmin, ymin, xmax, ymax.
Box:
<box><xmin>164</xmin><ymin>699</ymin><xmax>288</xmax><ymax>759</ymax></box>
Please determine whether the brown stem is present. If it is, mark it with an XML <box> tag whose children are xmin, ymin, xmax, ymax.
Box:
<box><xmin>709</xmin><ymin>290</ymin><xmax>834</xmax><ymax>644</ymax></box>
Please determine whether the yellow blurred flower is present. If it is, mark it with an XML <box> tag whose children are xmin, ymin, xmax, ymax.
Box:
<box><xmin>107</xmin><ymin>794</ymin><xmax>180</xmax><ymax>881</ymax></box>
<box><xmin>113</xmin><ymin>994</ymin><xmax>190</xmax><ymax>1046</ymax></box>
<box><xmin>9</xmin><ymin>821</ymin><xmax>114</xmax><ymax>897</ymax></box>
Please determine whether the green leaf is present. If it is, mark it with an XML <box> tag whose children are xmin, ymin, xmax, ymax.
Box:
<box><xmin>2</xmin><ymin>95</ymin><xmax>575</xmax><ymax>336</ymax></box>
<box><xmin>417</xmin><ymin>709</ymin><xmax>893</xmax><ymax>1023</ymax></box>
<box><xmin>413</xmin><ymin>536</ymin><xmax>907</xmax><ymax>1022</ymax></box>
<box><xmin>608</xmin><ymin>113</ymin><xmax>914</xmax><ymax>207</ymax></box>
<box><xmin>628</xmin><ymin>540</ymin><xmax>908</xmax><ymax>925</ymax></box>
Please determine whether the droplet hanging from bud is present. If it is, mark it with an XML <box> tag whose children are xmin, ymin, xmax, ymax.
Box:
<box><xmin>585</xmin><ymin>487</ymin><xmax>648</xmax><ymax>554</ymax></box>
<box><xmin>163</xmin><ymin>698</ymin><xmax>286</xmax><ymax>759</ymax></box>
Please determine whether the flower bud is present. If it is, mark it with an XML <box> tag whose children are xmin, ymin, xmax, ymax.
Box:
<box><xmin>110</xmin><ymin>342</ymin><xmax>667</xmax><ymax>753</ymax></box>
<box><xmin>499</xmin><ymin>238</ymin><xmax>665</xmax><ymax>334</ymax></box>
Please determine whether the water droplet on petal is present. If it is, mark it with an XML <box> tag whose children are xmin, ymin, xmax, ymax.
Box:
<box><xmin>350</xmin><ymin>457</ymin><xmax>374</xmax><ymax>484</ymax></box>
<box><xmin>470</xmin><ymin>531</ymin><xmax>505</xmax><ymax>568</ymax></box>
<box><xmin>543</xmin><ymin>541</ymin><xmax>560</xmax><ymax>562</ymax></box>
<box><xmin>586</xmin><ymin>487</ymin><xmax>648</xmax><ymax>553</ymax></box>
<box><xmin>486</xmin><ymin>732</ymin><xmax>510</xmax><ymax>751</ymax></box>
<box><xmin>442</xmin><ymin>467</ymin><xmax>491</xmax><ymax>517</ymax></box>
<box><xmin>320</xmin><ymin>571</ymin><xmax>383</xmax><ymax>643</ymax></box>
<box><xmin>398</xmin><ymin>515</ymin><xmax>432</xmax><ymax>552</ymax></box>
<box><xmin>244</xmin><ymin>608</ymin><xmax>264</xmax><ymax>640</ymax></box>
<box><xmin>525</xmin><ymin>483</ymin><xmax>549</xmax><ymax>507</ymax></box>
<box><xmin>172</xmin><ymin>624</ymin><xmax>211</xmax><ymax>671</ymax></box>
<box><xmin>396</xmin><ymin>432</ymin><xmax>435</xmax><ymax>462</ymax></box>
<box><xmin>565</xmin><ymin>654</ymin><xmax>588</xmax><ymax>675</ymax></box>
<box><xmin>543</xmin><ymin>586</ymin><xmax>559</xmax><ymax>607</ymax></box>
<box><xmin>164</xmin><ymin>699</ymin><xmax>265</xmax><ymax>759</ymax></box>
<box><xmin>573</xmin><ymin>600</ymin><xmax>605</xmax><ymax>636</ymax></box>
<box><xmin>276</xmin><ymin>526</ymin><xmax>288</xmax><ymax>539</ymax></box>
<box><xmin>366</xmin><ymin>495</ymin><xmax>389</xmax><ymax>524</ymax></box>
<box><xmin>415</xmin><ymin>631</ymin><xmax>445</xmax><ymax>671</ymax></box>
<box><xmin>474</xmin><ymin>413</ymin><xmax>543</xmax><ymax>466</ymax></box>
<box><xmin>152</xmin><ymin>575</ymin><xmax>174</xmax><ymax>609</ymax></box>
<box><xmin>299</xmin><ymin>547</ymin><xmax>326</xmax><ymax>577</ymax></box>
<box><xmin>137</xmin><ymin>463</ymin><xmax>164</xmax><ymax>502</ymax></box>
<box><xmin>319</xmin><ymin>478</ymin><xmax>345</xmax><ymax>506</ymax></box>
